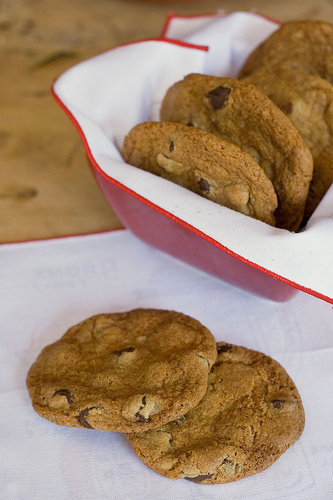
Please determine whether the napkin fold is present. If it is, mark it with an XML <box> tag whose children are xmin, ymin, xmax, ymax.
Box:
<box><xmin>1</xmin><ymin>229</ymin><xmax>333</xmax><ymax>499</ymax></box>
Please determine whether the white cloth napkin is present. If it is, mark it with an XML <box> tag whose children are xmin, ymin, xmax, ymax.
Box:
<box><xmin>53</xmin><ymin>11</ymin><xmax>333</xmax><ymax>305</ymax></box>
<box><xmin>162</xmin><ymin>11</ymin><xmax>281</xmax><ymax>77</ymax></box>
<box><xmin>1</xmin><ymin>229</ymin><xmax>333</xmax><ymax>499</ymax></box>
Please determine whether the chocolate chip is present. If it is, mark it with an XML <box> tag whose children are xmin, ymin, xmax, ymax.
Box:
<box><xmin>169</xmin><ymin>140</ymin><xmax>174</xmax><ymax>153</ymax></box>
<box><xmin>187</xmin><ymin>121</ymin><xmax>194</xmax><ymax>127</ymax></box>
<box><xmin>198</xmin><ymin>178</ymin><xmax>210</xmax><ymax>193</ymax></box>
<box><xmin>113</xmin><ymin>346</ymin><xmax>135</xmax><ymax>356</ymax></box>
<box><xmin>217</xmin><ymin>343</ymin><xmax>233</xmax><ymax>353</ymax></box>
<box><xmin>135</xmin><ymin>396</ymin><xmax>151</xmax><ymax>423</ymax></box>
<box><xmin>52</xmin><ymin>389</ymin><xmax>73</xmax><ymax>404</ymax></box>
<box><xmin>281</xmin><ymin>101</ymin><xmax>293</xmax><ymax>114</ymax></box>
<box><xmin>222</xmin><ymin>457</ymin><xmax>239</xmax><ymax>473</ymax></box>
<box><xmin>271</xmin><ymin>399</ymin><xmax>284</xmax><ymax>409</ymax></box>
<box><xmin>136</xmin><ymin>414</ymin><xmax>150</xmax><ymax>423</ymax></box>
<box><xmin>206</xmin><ymin>86</ymin><xmax>231</xmax><ymax>110</ymax></box>
<box><xmin>270</xmin><ymin>399</ymin><xmax>297</xmax><ymax>411</ymax></box>
<box><xmin>185</xmin><ymin>474</ymin><xmax>213</xmax><ymax>483</ymax></box>
<box><xmin>78</xmin><ymin>407</ymin><xmax>96</xmax><ymax>429</ymax></box>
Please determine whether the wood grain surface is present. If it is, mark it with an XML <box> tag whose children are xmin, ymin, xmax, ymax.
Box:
<box><xmin>1</xmin><ymin>0</ymin><xmax>333</xmax><ymax>243</ymax></box>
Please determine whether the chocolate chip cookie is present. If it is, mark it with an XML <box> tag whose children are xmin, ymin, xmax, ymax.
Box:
<box><xmin>238</xmin><ymin>20</ymin><xmax>333</xmax><ymax>83</ymax></box>
<box><xmin>127</xmin><ymin>342</ymin><xmax>305</xmax><ymax>484</ymax></box>
<box><xmin>160</xmin><ymin>73</ymin><xmax>313</xmax><ymax>231</ymax></box>
<box><xmin>26</xmin><ymin>309</ymin><xmax>217</xmax><ymax>432</ymax></box>
<box><xmin>244</xmin><ymin>68</ymin><xmax>333</xmax><ymax>222</ymax></box>
<box><xmin>122</xmin><ymin>121</ymin><xmax>278</xmax><ymax>226</ymax></box>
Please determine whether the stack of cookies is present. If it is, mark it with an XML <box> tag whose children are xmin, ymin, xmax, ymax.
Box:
<box><xmin>239</xmin><ymin>20</ymin><xmax>333</xmax><ymax>224</ymax></box>
<box><xmin>123</xmin><ymin>20</ymin><xmax>333</xmax><ymax>232</ymax></box>
<box><xmin>27</xmin><ymin>308</ymin><xmax>305</xmax><ymax>484</ymax></box>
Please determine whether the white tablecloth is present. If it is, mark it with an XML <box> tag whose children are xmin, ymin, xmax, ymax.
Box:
<box><xmin>1</xmin><ymin>229</ymin><xmax>332</xmax><ymax>499</ymax></box>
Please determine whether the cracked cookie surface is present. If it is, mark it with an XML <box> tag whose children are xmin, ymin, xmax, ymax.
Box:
<box><xmin>26</xmin><ymin>309</ymin><xmax>217</xmax><ymax>432</ymax></box>
<box><xmin>127</xmin><ymin>342</ymin><xmax>305</xmax><ymax>484</ymax></box>
<box><xmin>122</xmin><ymin>121</ymin><xmax>278</xmax><ymax>226</ymax></box>
<box><xmin>160</xmin><ymin>73</ymin><xmax>313</xmax><ymax>231</ymax></box>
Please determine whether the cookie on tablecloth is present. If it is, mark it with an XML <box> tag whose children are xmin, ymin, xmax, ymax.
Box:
<box><xmin>26</xmin><ymin>309</ymin><xmax>217</xmax><ymax>432</ymax></box>
<box><xmin>127</xmin><ymin>342</ymin><xmax>305</xmax><ymax>484</ymax></box>
<box><xmin>160</xmin><ymin>73</ymin><xmax>313</xmax><ymax>231</ymax></box>
<box><xmin>122</xmin><ymin>121</ymin><xmax>278</xmax><ymax>226</ymax></box>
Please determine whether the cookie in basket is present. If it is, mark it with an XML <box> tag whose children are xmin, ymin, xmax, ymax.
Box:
<box><xmin>160</xmin><ymin>74</ymin><xmax>313</xmax><ymax>231</ymax></box>
<box><xmin>238</xmin><ymin>20</ymin><xmax>333</xmax><ymax>82</ymax></box>
<box><xmin>127</xmin><ymin>342</ymin><xmax>305</xmax><ymax>484</ymax></box>
<box><xmin>26</xmin><ymin>309</ymin><xmax>217</xmax><ymax>432</ymax></box>
<box><xmin>244</xmin><ymin>68</ymin><xmax>333</xmax><ymax>222</ymax></box>
<box><xmin>122</xmin><ymin>121</ymin><xmax>278</xmax><ymax>226</ymax></box>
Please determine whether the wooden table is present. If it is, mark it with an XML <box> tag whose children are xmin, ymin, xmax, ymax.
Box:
<box><xmin>1</xmin><ymin>0</ymin><xmax>333</xmax><ymax>243</ymax></box>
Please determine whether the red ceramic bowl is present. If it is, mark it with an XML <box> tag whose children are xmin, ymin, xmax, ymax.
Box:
<box><xmin>52</xmin><ymin>11</ymin><xmax>333</xmax><ymax>304</ymax></box>
<box><xmin>92</xmin><ymin>167</ymin><xmax>297</xmax><ymax>301</ymax></box>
